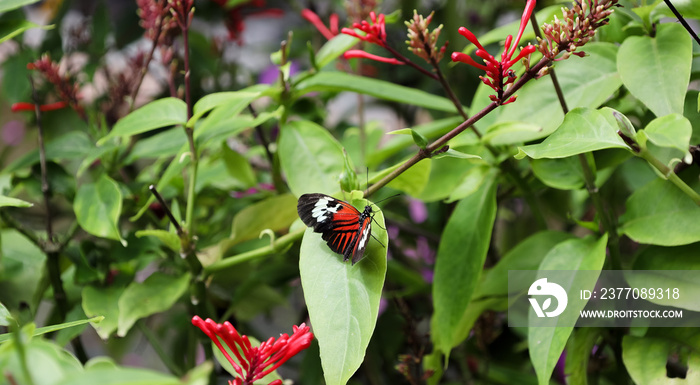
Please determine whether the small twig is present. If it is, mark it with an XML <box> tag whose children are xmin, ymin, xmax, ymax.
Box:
<box><xmin>663</xmin><ymin>0</ymin><xmax>700</xmax><ymax>45</ymax></box>
<box><xmin>148</xmin><ymin>185</ymin><xmax>183</xmax><ymax>236</ymax></box>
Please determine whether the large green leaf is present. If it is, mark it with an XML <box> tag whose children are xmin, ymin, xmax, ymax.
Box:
<box><xmin>528</xmin><ymin>235</ymin><xmax>608</xmax><ymax>385</ymax></box>
<box><xmin>515</xmin><ymin>108</ymin><xmax>629</xmax><ymax>159</ymax></box>
<box><xmin>431</xmin><ymin>174</ymin><xmax>497</xmax><ymax>354</ymax></box>
<box><xmin>565</xmin><ymin>328</ymin><xmax>600</xmax><ymax>385</ymax></box>
<box><xmin>98</xmin><ymin>98</ymin><xmax>187</xmax><ymax>145</ymax></box>
<box><xmin>0</xmin><ymin>336</ymin><xmax>82</xmax><ymax>385</ymax></box>
<box><xmin>74</xmin><ymin>174</ymin><xmax>124</xmax><ymax>245</ymax></box>
<box><xmin>617</xmin><ymin>23</ymin><xmax>692</xmax><ymax>117</ymax></box>
<box><xmin>315</xmin><ymin>34</ymin><xmax>359</xmax><ymax>69</ymax></box>
<box><xmin>619</xmin><ymin>176</ymin><xmax>700</xmax><ymax>246</ymax></box>
<box><xmin>0</xmin><ymin>0</ymin><xmax>41</xmax><ymax>13</ymax></box>
<box><xmin>229</xmin><ymin>194</ymin><xmax>298</xmax><ymax>245</ymax></box>
<box><xmin>294</xmin><ymin>72</ymin><xmax>457</xmax><ymax>112</ymax></box>
<box><xmin>0</xmin><ymin>230</ymin><xmax>45</xmax><ymax>311</ymax></box>
<box><xmin>474</xmin><ymin>231</ymin><xmax>575</xmax><ymax>299</ymax></box>
<box><xmin>470</xmin><ymin>43</ymin><xmax>622</xmax><ymax>134</ymax></box>
<box><xmin>299</xmin><ymin>193</ymin><xmax>387</xmax><ymax>385</ymax></box>
<box><xmin>189</xmin><ymin>89</ymin><xmax>264</xmax><ymax>126</ymax></box>
<box><xmin>55</xmin><ymin>367</ymin><xmax>182</xmax><ymax>385</ymax></box>
<box><xmin>82</xmin><ymin>285</ymin><xmax>125</xmax><ymax>340</ymax></box>
<box><xmin>642</xmin><ymin>113</ymin><xmax>692</xmax><ymax>156</ymax></box>
<box><xmin>279</xmin><ymin>120</ymin><xmax>345</xmax><ymax>196</ymax></box>
<box><xmin>5</xmin><ymin>131</ymin><xmax>94</xmax><ymax>173</ymax></box>
<box><xmin>0</xmin><ymin>195</ymin><xmax>32</xmax><ymax>208</ymax></box>
<box><xmin>622</xmin><ymin>335</ymin><xmax>700</xmax><ymax>385</ymax></box>
<box><xmin>117</xmin><ymin>272</ymin><xmax>190</xmax><ymax>336</ymax></box>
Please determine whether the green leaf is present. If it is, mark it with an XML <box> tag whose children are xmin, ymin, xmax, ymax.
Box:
<box><xmin>431</xmin><ymin>148</ymin><xmax>481</xmax><ymax>160</ymax></box>
<box><xmin>431</xmin><ymin>174</ymin><xmax>497</xmax><ymax>353</ymax></box>
<box><xmin>5</xmin><ymin>131</ymin><xmax>94</xmax><ymax>173</ymax></box>
<box><xmin>316</xmin><ymin>34</ymin><xmax>359</xmax><ymax>69</ymax></box>
<box><xmin>339</xmin><ymin>149</ymin><xmax>359</xmax><ymax>192</ymax></box>
<box><xmin>445</xmin><ymin>165</ymin><xmax>494</xmax><ymax>203</ymax></box>
<box><xmin>528</xmin><ymin>235</ymin><xmax>608</xmax><ymax>385</ymax></box>
<box><xmin>98</xmin><ymin>98</ymin><xmax>187</xmax><ymax>145</ymax></box>
<box><xmin>628</xmin><ymin>244</ymin><xmax>700</xmax><ymax>312</ymax></box>
<box><xmin>416</xmin><ymin>156</ymin><xmax>482</xmax><ymax>202</ymax></box>
<box><xmin>295</xmin><ymin>72</ymin><xmax>457</xmax><ymax>112</ymax></box>
<box><xmin>471</xmin><ymin>43</ymin><xmax>621</xmax><ymax>134</ymax></box>
<box><xmin>222</xmin><ymin>143</ymin><xmax>256</xmax><ymax>189</ymax></box>
<box><xmin>55</xmin><ymin>367</ymin><xmax>182</xmax><ymax>385</ymax></box>
<box><xmin>0</xmin><ymin>337</ymin><xmax>83</xmax><ymax>385</ymax></box>
<box><xmin>82</xmin><ymin>285</ymin><xmax>125</xmax><ymax>340</ymax></box>
<box><xmin>387</xmin><ymin>128</ymin><xmax>428</xmax><ymax>149</ymax></box>
<box><xmin>385</xmin><ymin>158</ymin><xmax>431</xmax><ymax>197</ymax></box>
<box><xmin>531</xmin><ymin>157</ymin><xmax>585</xmax><ymax>190</ymax></box>
<box><xmin>0</xmin><ymin>195</ymin><xmax>32</xmax><ymax>207</ymax></box>
<box><xmin>74</xmin><ymin>174</ymin><xmax>125</xmax><ymax>245</ymax></box>
<box><xmin>299</xmin><ymin>193</ymin><xmax>387</xmax><ymax>385</ymax></box>
<box><xmin>643</xmin><ymin>113</ymin><xmax>692</xmax><ymax>156</ymax></box>
<box><xmin>189</xmin><ymin>89</ymin><xmax>265</xmax><ymax>127</ymax></box>
<box><xmin>0</xmin><ymin>0</ymin><xmax>41</xmax><ymax>13</ymax></box>
<box><xmin>619</xmin><ymin>176</ymin><xmax>700</xmax><ymax>246</ymax></box>
<box><xmin>0</xmin><ymin>302</ymin><xmax>14</xmax><ymax>326</ymax></box>
<box><xmin>474</xmin><ymin>231</ymin><xmax>575</xmax><ymax>299</ymax></box>
<box><xmin>0</xmin><ymin>19</ymin><xmax>52</xmax><ymax>44</ymax></box>
<box><xmin>367</xmin><ymin>117</ymin><xmax>464</xmax><ymax>167</ymax></box>
<box><xmin>482</xmin><ymin>121</ymin><xmax>546</xmax><ymax>145</ymax></box>
<box><xmin>279</xmin><ymin>120</ymin><xmax>345</xmax><ymax>196</ymax></box>
<box><xmin>124</xmin><ymin>127</ymin><xmax>187</xmax><ymax>164</ymax></box>
<box><xmin>229</xmin><ymin>194</ymin><xmax>299</xmax><ymax>245</ymax></box>
<box><xmin>617</xmin><ymin>23</ymin><xmax>692</xmax><ymax>117</ymax></box>
<box><xmin>565</xmin><ymin>328</ymin><xmax>600</xmax><ymax>385</ymax></box>
<box><xmin>623</xmin><ymin>335</ymin><xmax>700</xmax><ymax>384</ymax></box>
<box><xmin>117</xmin><ymin>272</ymin><xmax>190</xmax><ymax>337</ymax></box>
<box><xmin>130</xmin><ymin>148</ymin><xmax>191</xmax><ymax>221</ymax></box>
<box><xmin>0</xmin><ymin>230</ymin><xmax>45</xmax><ymax>311</ymax></box>
<box><xmin>0</xmin><ymin>316</ymin><xmax>104</xmax><ymax>343</ymax></box>
<box><xmin>515</xmin><ymin>108</ymin><xmax>628</xmax><ymax>159</ymax></box>
<box><xmin>135</xmin><ymin>230</ymin><xmax>181</xmax><ymax>252</ymax></box>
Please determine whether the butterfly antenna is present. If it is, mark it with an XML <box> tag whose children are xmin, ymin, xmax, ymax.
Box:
<box><xmin>370</xmin><ymin>232</ymin><xmax>386</xmax><ymax>248</ymax></box>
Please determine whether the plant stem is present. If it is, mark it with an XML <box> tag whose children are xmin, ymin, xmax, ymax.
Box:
<box><xmin>662</xmin><ymin>0</ymin><xmax>700</xmax><ymax>45</ymax></box>
<box><xmin>531</xmin><ymin>10</ymin><xmax>621</xmax><ymax>264</ymax></box>
<box><xmin>30</xmin><ymin>76</ymin><xmax>89</xmax><ymax>362</ymax></box>
<box><xmin>149</xmin><ymin>185</ymin><xmax>184</xmax><ymax>236</ymax></box>
<box><xmin>365</xmin><ymin>55</ymin><xmax>552</xmax><ymax>198</ymax></box>
<box><xmin>638</xmin><ymin>149</ymin><xmax>700</xmax><ymax>205</ymax></box>
<box><xmin>204</xmin><ymin>228</ymin><xmax>305</xmax><ymax>274</ymax></box>
<box><xmin>137</xmin><ymin>320</ymin><xmax>184</xmax><ymax>376</ymax></box>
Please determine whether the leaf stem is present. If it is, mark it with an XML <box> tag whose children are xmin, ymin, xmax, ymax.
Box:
<box><xmin>638</xmin><ymin>149</ymin><xmax>700</xmax><ymax>206</ymax></box>
<box><xmin>204</xmin><ymin>228</ymin><xmax>305</xmax><ymax>274</ymax></box>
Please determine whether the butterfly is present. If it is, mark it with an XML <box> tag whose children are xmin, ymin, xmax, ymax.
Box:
<box><xmin>297</xmin><ymin>193</ymin><xmax>375</xmax><ymax>265</ymax></box>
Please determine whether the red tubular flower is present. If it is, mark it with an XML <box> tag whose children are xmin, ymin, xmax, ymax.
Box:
<box><xmin>28</xmin><ymin>55</ymin><xmax>85</xmax><ymax>116</ymax></box>
<box><xmin>343</xmin><ymin>50</ymin><xmax>404</xmax><ymax>65</ymax></box>
<box><xmin>11</xmin><ymin>101</ymin><xmax>69</xmax><ymax>113</ymax></box>
<box><xmin>451</xmin><ymin>0</ymin><xmax>537</xmax><ymax>105</ymax></box>
<box><xmin>341</xmin><ymin>11</ymin><xmax>387</xmax><ymax>47</ymax></box>
<box><xmin>301</xmin><ymin>9</ymin><xmax>339</xmax><ymax>40</ymax></box>
<box><xmin>192</xmin><ymin>316</ymin><xmax>313</xmax><ymax>385</ymax></box>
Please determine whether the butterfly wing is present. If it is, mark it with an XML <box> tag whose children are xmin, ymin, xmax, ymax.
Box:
<box><xmin>297</xmin><ymin>193</ymin><xmax>369</xmax><ymax>264</ymax></box>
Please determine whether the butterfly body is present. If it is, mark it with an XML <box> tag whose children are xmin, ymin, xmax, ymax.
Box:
<box><xmin>297</xmin><ymin>193</ymin><xmax>373</xmax><ymax>264</ymax></box>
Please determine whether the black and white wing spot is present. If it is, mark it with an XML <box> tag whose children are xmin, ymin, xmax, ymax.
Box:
<box><xmin>310</xmin><ymin>196</ymin><xmax>342</xmax><ymax>223</ymax></box>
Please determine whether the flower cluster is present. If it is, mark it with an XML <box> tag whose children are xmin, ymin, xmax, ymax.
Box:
<box><xmin>341</xmin><ymin>12</ymin><xmax>405</xmax><ymax>65</ymax></box>
<box><xmin>192</xmin><ymin>316</ymin><xmax>313</xmax><ymax>385</ymax></box>
<box><xmin>169</xmin><ymin>0</ymin><xmax>194</xmax><ymax>31</ymax></box>
<box><xmin>451</xmin><ymin>0</ymin><xmax>537</xmax><ymax>105</ymax></box>
<box><xmin>136</xmin><ymin>0</ymin><xmax>178</xmax><ymax>43</ymax></box>
<box><xmin>27</xmin><ymin>54</ymin><xmax>84</xmax><ymax>116</ymax></box>
<box><xmin>405</xmin><ymin>11</ymin><xmax>447</xmax><ymax>64</ymax></box>
<box><xmin>537</xmin><ymin>0</ymin><xmax>619</xmax><ymax>60</ymax></box>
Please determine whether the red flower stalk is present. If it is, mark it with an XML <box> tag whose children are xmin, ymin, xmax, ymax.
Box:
<box><xmin>301</xmin><ymin>9</ymin><xmax>339</xmax><ymax>41</ymax></box>
<box><xmin>343</xmin><ymin>49</ymin><xmax>404</xmax><ymax>65</ymax></box>
<box><xmin>169</xmin><ymin>0</ymin><xmax>194</xmax><ymax>30</ymax></box>
<box><xmin>11</xmin><ymin>101</ymin><xmax>68</xmax><ymax>113</ymax></box>
<box><xmin>192</xmin><ymin>316</ymin><xmax>313</xmax><ymax>385</ymax></box>
<box><xmin>451</xmin><ymin>0</ymin><xmax>537</xmax><ymax>105</ymax></box>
